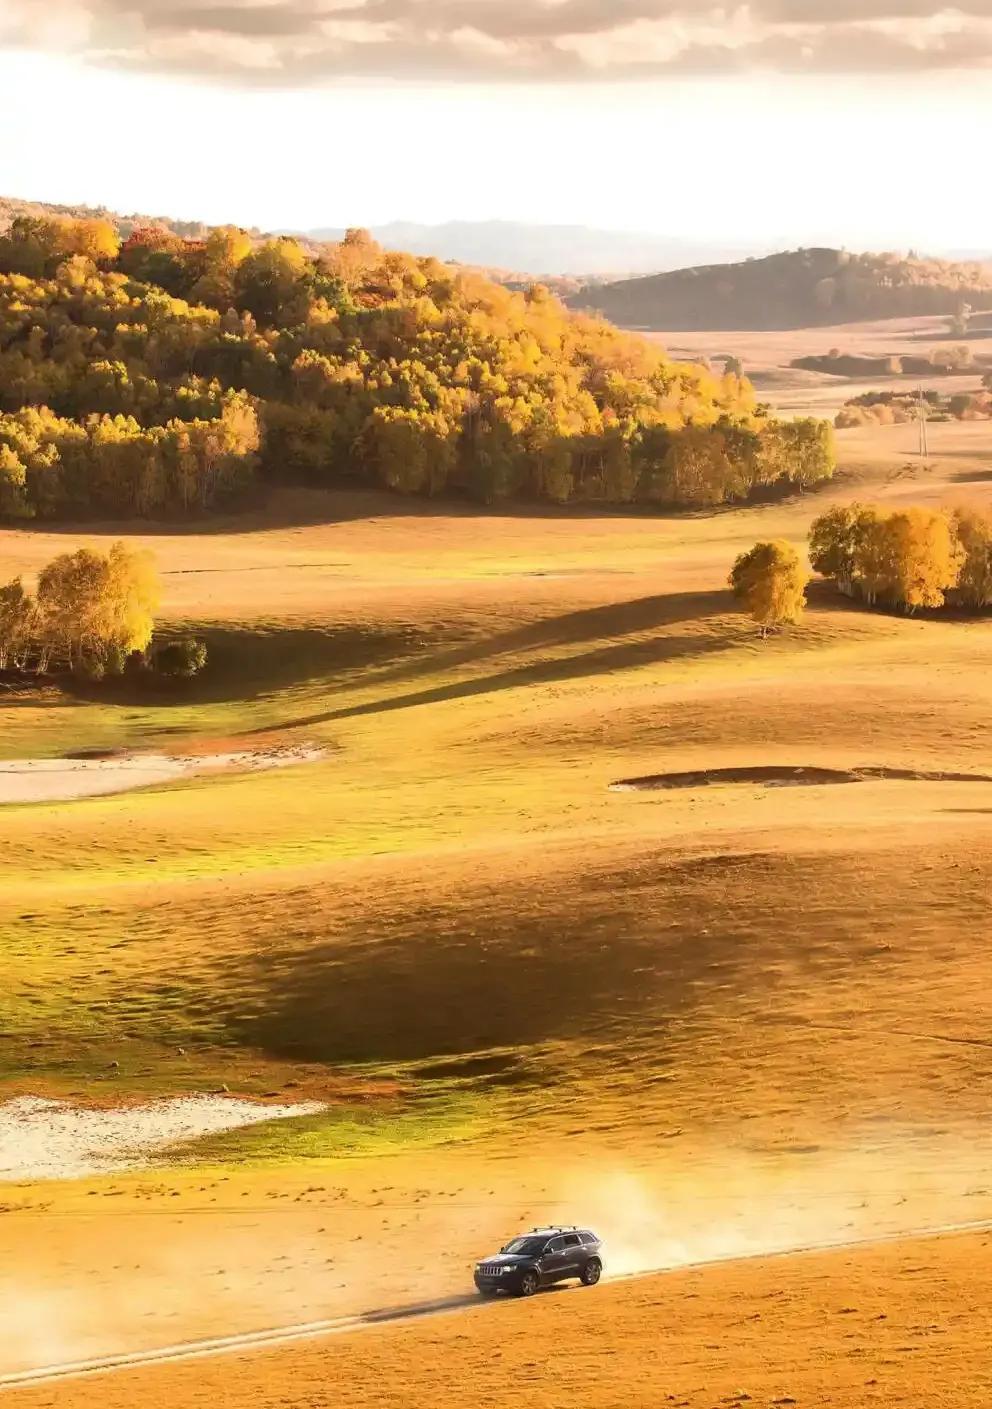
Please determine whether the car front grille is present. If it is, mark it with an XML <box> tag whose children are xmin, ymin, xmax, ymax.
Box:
<box><xmin>479</xmin><ymin>1265</ymin><xmax>503</xmax><ymax>1276</ymax></box>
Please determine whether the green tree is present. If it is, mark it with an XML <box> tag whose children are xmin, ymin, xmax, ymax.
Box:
<box><xmin>808</xmin><ymin>503</ymin><xmax>883</xmax><ymax>596</ymax></box>
<box><xmin>235</xmin><ymin>239</ymin><xmax>310</xmax><ymax>327</ymax></box>
<box><xmin>0</xmin><ymin>443</ymin><xmax>31</xmax><ymax>518</ymax></box>
<box><xmin>155</xmin><ymin>636</ymin><xmax>208</xmax><ymax>678</ymax></box>
<box><xmin>0</xmin><ymin>216</ymin><xmax>64</xmax><ymax>277</ymax></box>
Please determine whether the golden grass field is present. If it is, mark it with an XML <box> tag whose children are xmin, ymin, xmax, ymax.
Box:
<box><xmin>10</xmin><ymin>1228</ymin><xmax>992</xmax><ymax>1409</ymax></box>
<box><xmin>4</xmin><ymin>349</ymin><xmax>992</xmax><ymax>1401</ymax></box>
<box><xmin>653</xmin><ymin>312</ymin><xmax>992</xmax><ymax>416</ymax></box>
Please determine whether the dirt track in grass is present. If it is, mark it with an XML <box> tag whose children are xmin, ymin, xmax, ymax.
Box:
<box><xmin>7</xmin><ymin>1228</ymin><xmax>992</xmax><ymax>1409</ymax></box>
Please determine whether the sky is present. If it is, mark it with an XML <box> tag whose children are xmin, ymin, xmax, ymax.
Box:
<box><xmin>0</xmin><ymin>1</ymin><xmax>990</xmax><ymax>251</ymax></box>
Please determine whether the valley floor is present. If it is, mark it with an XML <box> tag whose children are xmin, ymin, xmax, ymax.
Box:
<box><xmin>3</xmin><ymin>404</ymin><xmax>992</xmax><ymax>1392</ymax></box>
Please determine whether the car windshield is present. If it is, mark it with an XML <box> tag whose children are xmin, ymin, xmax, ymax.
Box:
<box><xmin>501</xmin><ymin>1237</ymin><xmax>548</xmax><ymax>1256</ymax></box>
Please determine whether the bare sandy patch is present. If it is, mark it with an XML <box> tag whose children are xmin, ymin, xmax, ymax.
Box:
<box><xmin>0</xmin><ymin>744</ymin><xmax>327</xmax><ymax>805</ymax></box>
<box><xmin>0</xmin><ymin>1095</ymin><xmax>324</xmax><ymax>1182</ymax></box>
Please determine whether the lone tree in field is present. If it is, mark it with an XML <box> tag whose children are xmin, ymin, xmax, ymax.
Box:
<box><xmin>729</xmin><ymin>540</ymin><xmax>809</xmax><ymax>637</ymax></box>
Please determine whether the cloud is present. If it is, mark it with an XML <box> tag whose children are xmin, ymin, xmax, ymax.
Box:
<box><xmin>2</xmin><ymin>0</ymin><xmax>992</xmax><ymax>83</ymax></box>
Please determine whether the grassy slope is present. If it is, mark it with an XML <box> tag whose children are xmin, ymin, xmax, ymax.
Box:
<box><xmin>10</xmin><ymin>1229</ymin><xmax>992</xmax><ymax>1409</ymax></box>
<box><xmin>3</xmin><ymin>419</ymin><xmax>992</xmax><ymax>1163</ymax></box>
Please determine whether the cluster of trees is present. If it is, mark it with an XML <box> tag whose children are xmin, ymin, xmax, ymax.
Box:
<box><xmin>0</xmin><ymin>538</ymin><xmax>209</xmax><ymax>683</ymax></box>
<box><xmin>0</xmin><ymin>394</ymin><xmax>259</xmax><ymax>518</ymax></box>
<box><xmin>0</xmin><ymin>541</ymin><xmax>158</xmax><ymax>677</ymax></box>
<box><xmin>0</xmin><ymin>213</ymin><xmax>835</xmax><ymax>517</ymax></box>
<box><xmin>798</xmin><ymin>346</ymin><xmax>976</xmax><ymax>381</ymax></box>
<box><xmin>835</xmin><ymin>386</ymin><xmax>992</xmax><ymax>429</ymax></box>
<box><xmin>729</xmin><ymin>501</ymin><xmax>992</xmax><ymax>633</ymax></box>
<box><xmin>808</xmin><ymin>503</ymin><xmax>992</xmax><ymax>611</ymax></box>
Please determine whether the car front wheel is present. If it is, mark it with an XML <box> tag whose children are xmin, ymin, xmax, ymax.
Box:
<box><xmin>517</xmin><ymin>1269</ymin><xmax>540</xmax><ymax>1297</ymax></box>
<box><xmin>580</xmin><ymin>1258</ymin><xmax>602</xmax><ymax>1286</ymax></box>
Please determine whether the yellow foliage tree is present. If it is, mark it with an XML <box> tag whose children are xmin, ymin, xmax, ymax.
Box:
<box><xmin>729</xmin><ymin>540</ymin><xmax>809</xmax><ymax>636</ymax></box>
<box><xmin>61</xmin><ymin>219</ymin><xmax>120</xmax><ymax>265</ymax></box>
<box><xmin>190</xmin><ymin>225</ymin><xmax>253</xmax><ymax>310</ymax></box>
<box><xmin>952</xmin><ymin>506</ymin><xmax>992</xmax><ymax>608</ymax></box>
<box><xmin>36</xmin><ymin>541</ymin><xmax>160</xmax><ymax>677</ymax></box>
<box><xmin>859</xmin><ymin>507</ymin><xmax>963</xmax><ymax>610</ymax></box>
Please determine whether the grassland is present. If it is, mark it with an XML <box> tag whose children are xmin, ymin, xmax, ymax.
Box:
<box><xmin>4</xmin><ymin>392</ymin><xmax>992</xmax><ymax>1381</ymax></box>
<box><xmin>653</xmin><ymin>311</ymin><xmax>992</xmax><ymax>416</ymax></box>
<box><xmin>10</xmin><ymin>1228</ymin><xmax>992</xmax><ymax>1408</ymax></box>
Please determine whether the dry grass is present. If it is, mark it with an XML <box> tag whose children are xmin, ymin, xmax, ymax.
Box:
<box><xmin>5</xmin><ymin>396</ymin><xmax>992</xmax><ymax>1390</ymax></box>
<box><xmin>9</xmin><ymin>1228</ymin><xmax>992</xmax><ymax>1409</ymax></box>
<box><xmin>642</xmin><ymin>312</ymin><xmax>992</xmax><ymax>418</ymax></box>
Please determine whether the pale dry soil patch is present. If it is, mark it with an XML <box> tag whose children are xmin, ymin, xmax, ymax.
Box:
<box><xmin>0</xmin><ymin>744</ymin><xmax>327</xmax><ymax>804</ymax></box>
<box><xmin>0</xmin><ymin>1095</ymin><xmax>324</xmax><ymax>1181</ymax></box>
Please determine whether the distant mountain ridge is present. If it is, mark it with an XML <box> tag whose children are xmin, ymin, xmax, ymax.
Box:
<box><xmin>297</xmin><ymin>221</ymin><xmax>772</xmax><ymax>278</ymax></box>
<box><xmin>0</xmin><ymin>197</ymin><xmax>769</xmax><ymax>282</ymax></box>
<box><xmin>574</xmin><ymin>247</ymin><xmax>992</xmax><ymax>332</ymax></box>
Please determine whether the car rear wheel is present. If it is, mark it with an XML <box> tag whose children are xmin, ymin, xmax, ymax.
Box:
<box><xmin>580</xmin><ymin>1258</ymin><xmax>602</xmax><ymax>1286</ymax></box>
<box><xmin>517</xmin><ymin>1269</ymin><xmax>540</xmax><ymax>1297</ymax></box>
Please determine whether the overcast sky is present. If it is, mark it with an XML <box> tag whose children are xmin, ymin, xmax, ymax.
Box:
<box><xmin>0</xmin><ymin>1</ymin><xmax>989</xmax><ymax>249</ymax></box>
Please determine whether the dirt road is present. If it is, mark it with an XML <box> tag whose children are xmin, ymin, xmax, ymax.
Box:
<box><xmin>7</xmin><ymin>1225</ymin><xmax>992</xmax><ymax>1409</ymax></box>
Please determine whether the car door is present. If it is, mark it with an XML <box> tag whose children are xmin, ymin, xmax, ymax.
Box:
<box><xmin>560</xmin><ymin>1232</ymin><xmax>584</xmax><ymax>1275</ymax></box>
<box><xmin>539</xmin><ymin>1236</ymin><xmax>569</xmax><ymax>1283</ymax></box>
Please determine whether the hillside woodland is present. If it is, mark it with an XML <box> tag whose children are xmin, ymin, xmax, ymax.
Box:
<box><xmin>0</xmin><ymin>214</ymin><xmax>833</xmax><ymax>519</ymax></box>
<box><xmin>580</xmin><ymin>248</ymin><xmax>992</xmax><ymax>332</ymax></box>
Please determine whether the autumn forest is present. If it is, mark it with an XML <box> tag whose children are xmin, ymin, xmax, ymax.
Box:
<box><xmin>0</xmin><ymin>215</ymin><xmax>835</xmax><ymax>520</ymax></box>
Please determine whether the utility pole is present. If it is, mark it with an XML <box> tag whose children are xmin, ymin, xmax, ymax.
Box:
<box><xmin>917</xmin><ymin>384</ymin><xmax>929</xmax><ymax>463</ymax></box>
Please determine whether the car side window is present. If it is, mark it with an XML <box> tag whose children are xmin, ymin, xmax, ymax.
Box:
<box><xmin>563</xmin><ymin>1234</ymin><xmax>582</xmax><ymax>1248</ymax></box>
<box><xmin>546</xmin><ymin>1237</ymin><xmax>564</xmax><ymax>1252</ymax></box>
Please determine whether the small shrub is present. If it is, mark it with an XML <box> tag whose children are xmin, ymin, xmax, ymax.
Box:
<box><xmin>154</xmin><ymin>637</ymin><xmax>208</xmax><ymax>679</ymax></box>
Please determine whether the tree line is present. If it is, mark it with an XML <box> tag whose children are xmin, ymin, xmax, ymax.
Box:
<box><xmin>730</xmin><ymin>501</ymin><xmax>992</xmax><ymax>632</ymax></box>
<box><xmin>0</xmin><ymin>214</ymin><xmax>835</xmax><ymax>519</ymax></box>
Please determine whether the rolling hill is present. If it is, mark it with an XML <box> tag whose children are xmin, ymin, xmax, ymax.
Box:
<box><xmin>577</xmin><ymin>247</ymin><xmax>992</xmax><ymax>331</ymax></box>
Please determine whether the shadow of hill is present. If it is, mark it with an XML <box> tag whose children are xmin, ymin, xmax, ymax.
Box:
<box><xmin>200</xmin><ymin>849</ymin><xmax>898</xmax><ymax>1067</ymax></box>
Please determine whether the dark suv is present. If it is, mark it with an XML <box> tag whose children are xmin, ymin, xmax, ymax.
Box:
<box><xmin>474</xmin><ymin>1226</ymin><xmax>603</xmax><ymax>1298</ymax></box>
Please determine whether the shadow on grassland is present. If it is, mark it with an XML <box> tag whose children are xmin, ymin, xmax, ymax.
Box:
<box><xmin>203</xmin><ymin>850</ymin><xmax>904</xmax><ymax>1067</ymax></box>
<box><xmin>245</xmin><ymin>627</ymin><xmax>733</xmax><ymax>732</ymax></box>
